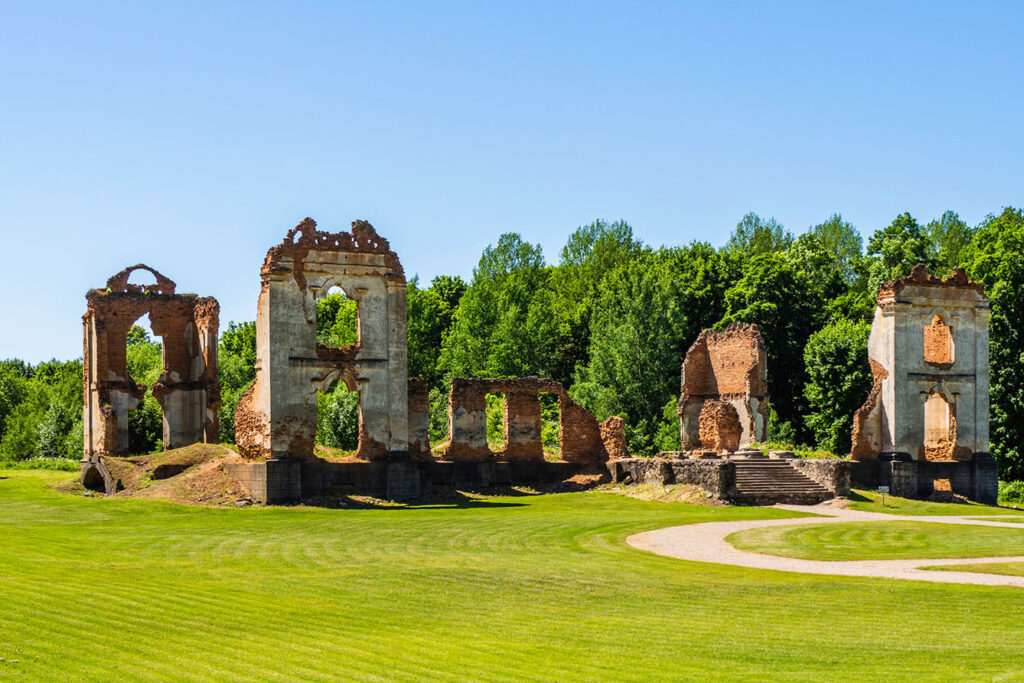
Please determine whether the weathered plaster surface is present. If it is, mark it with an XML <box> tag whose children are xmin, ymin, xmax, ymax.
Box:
<box><xmin>851</xmin><ymin>265</ymin><xmax>990</xmax><ymax>462</ymax></box>
<box><xmin>235</xmin><ymin>218</ymin><xmax>408</xmax><ymax>461</ymax></box>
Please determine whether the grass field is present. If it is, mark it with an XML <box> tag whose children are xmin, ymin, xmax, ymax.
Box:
<box><xmin>3</xmin><ymin>471</ymin><xmax>1024</xmax><ymax>681</ymax></box>
<box><xmin>846</xmin><ymin>489</ymin><xmax>1024</xmax><ymax>516</ymax></box>
<box><xmin>728</xmin><ymin>520</ymin><xmax>1024</xmax><ymax>561</ymax></box>
<box><xmin>924</xmin><ymin>561</ymin><xmax>1024</xmax><ymax>577</ymax></box>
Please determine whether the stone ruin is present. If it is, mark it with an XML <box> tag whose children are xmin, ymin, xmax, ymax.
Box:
<box><xmin>76</xmin><ymin>235</ymin><xmax>1000</xmax><ymax>507</ymax></box>
<box><xmin>81</xmin><ymin>265</ymin><xmax>219</xmax><ymax>492</ymax></box>
<box><xmin>441</xmin><ymin>377</ymin><xmax>625</xmax><ymax>464</ymax></box>
<box><xmin>233</xmin><ymin>218</ymin><xmax>409</xmax><ymax>463</ymax></box>
<box><xmin>222</xmin><ymin>219</ymin><xmax>623</xmax><ymax>503</ymax></box>
<box><xmin>676</xmin><ymin>323</ymin><xmax>769</xmax><ymax>453</ymax></box>
<box><xmin>849</xmin><ymin>264</ymin><xmax>998</xmax><ymax>504</ymax></box>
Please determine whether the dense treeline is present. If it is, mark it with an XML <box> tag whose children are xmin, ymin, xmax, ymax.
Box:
<box><xmin>3</xmin><ymin>208</ymin><xmax>1023</xmax><ymax>481</ymax></box>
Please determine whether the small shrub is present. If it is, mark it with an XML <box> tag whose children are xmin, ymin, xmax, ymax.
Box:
<box><xmin>999</xmin><ymin>480</ymin><xmax>1024</xmax><ymax>506</ymax></box>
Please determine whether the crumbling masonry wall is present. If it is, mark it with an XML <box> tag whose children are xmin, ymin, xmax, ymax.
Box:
<box><xmin>83</xmin><ymin>265</ymin><xmax>219</xmax><ymax>457</ymax></box>
<box><xmin>677</xmin><ymin>323</ymin><xmax>769</xmax><ymax>452</ymax></box>
<box><xmin>234</xmin><ymin>219</ymin><xmax>408</xmax><ymax>462</ymax></box>
<box><xmin>443</xmin><ymin>377</ymin><xmax>624</xmax><ymax>466</ymax></box>
<box><xmin>851</xmin><ymin>265</ymin><xmax>989</xmax><ymax>463</ymax></box>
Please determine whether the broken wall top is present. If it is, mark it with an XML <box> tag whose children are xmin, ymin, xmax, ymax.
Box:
<box><xmin>876</xmin><ymin>264</ymin><xmax>988</xmax><ymax>307</ymax></box>
<box><xmin>681</xmin><ymin>323</ymin><xmax>768</xmax><ymax>400</ymax></box>
<box><xmin>261</xmin><ymin>218</ymin><xmax>405</xmax><ymax>286</ymax></box>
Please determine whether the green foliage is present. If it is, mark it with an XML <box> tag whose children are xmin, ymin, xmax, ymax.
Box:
<box><xmin>427</xmin><ymin>387</ymin><xmax>449</xmax><ymax>445</ymax></box>
<box><xmin>316</xmin><ymin>291</ymin><xmax>358</xmax><ymax>348</ymax></box>
<box><xmin>803</xmin><ymin>319</ymin><xmax>872</xmax><ymax>454</ymax></box>
<box><xmin>865</xmin><ymin>212</ymin><xmax>931</xmax><ymax>293</ymax></box>
<box><xmin>127</xmin><ymin>395</ymin><xmax>163</xmax><ymax>455</ymax></box>
<box><xmin>805</xmin><ymin>213</ymin><xmax>863</xmax><ymax>283</ymax></box>
<box><xmin>653</xmin><ymin>398</ymin><xmax>681</xmax><ymax>453</ymax></box>
<box><xmin>218</xmin><ymin>321</ymin><xmax>257</xmax><ymax>444</ymax></box>
<box><xmin>725</xmin><ymin>212</ymin><xmax>793</xmax><ymax>257</ymax></box>
<box><xmin>926</xmin><ymin>210</ymin><xmax>974</xmax><ymax>277</ymax></box>
<box><xmin>407</xmin><ymin>279</ymin><xmax>452</xmax><ymax>389</ymax></box>
<box><xmin>429</xmin><ymin>274</ymin><xmax>468</xmax><ymax>311</ymax></box>
<box><xmin>962</xmin><ymin>207</ymin><xmax>1024</xmax><ymax>479</ymax></box>
<box><xmin>540</xmin><ymin>393</ymin><xmax>560</xmax><ymax>453</ymax></box>
<box><xmin>316</xmin><ymin>383</ymin><xmax>359</xmax><ymax>450</ymax></box>
<box><xmin>766</xmin><ymin>408</ymin><xmax>797</xmax><ymax>445</ymax></box>
<box><xmin>999</xmin><ymin>481</ymin><xmax>1024</xmax><ymax>506</ymax></box>
<box><xmin>548</xmin><ymin>219</ymin><xmax>646</xmax><ymax>384</ymax></box>
<box><xmin>485</xmin><ymin>393</ymin><xmax>504</xmax><ymax>446</ymax></box>
<box><xmin>571</xmin><ymin>244</ymin><xmax>734</xmax><ymax>453</ymax></box>
<box><xmin>439</xmin><ymin>233</ymin><xmax>557</xmax><ymax>379</ymax></box>
<box><xmin>124</xmin><ymin>326</ymin><xmax>164</xmax><ymax>454</ymax></box>
<box><xmin>0</xmin><ymin>360</ymin><xmax>83</xmax><ymax>462</ymax></box>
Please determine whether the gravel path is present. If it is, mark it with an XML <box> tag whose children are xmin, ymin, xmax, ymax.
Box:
<box><xmin>627</xmin><ymin>505</ymin><xmax>1024</xmax><ymax>587</ymax></box>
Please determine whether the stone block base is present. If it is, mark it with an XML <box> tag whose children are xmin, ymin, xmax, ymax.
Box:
<box><xmin>226</xmin><ymin>455</ymin><xmax>581</xmax><ymax>504</ymax></box>
<box><xmin>850</xmin><ymin>453</ymin><xmax>998</xmax><ymax>505</ymax></box>
<box><xmin>608</xmin><ymin>458</ymin><xmax>736</xmax><ymax>499</ymax></box>
<box><xmin>225</xmin><ymin>459</ymin><xmax>302</xmax><ymax>504</ymax></box>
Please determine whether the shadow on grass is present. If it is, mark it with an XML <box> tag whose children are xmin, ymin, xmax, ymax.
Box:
<box><xmin>299</xmin><ymin>487</ymin><xmax>538</xmax><ymax>511</ymax></box>
<box><xmin>845</xmin><ymin>490</ymin><xmax>871</xmax><ymax>502</ymax></box>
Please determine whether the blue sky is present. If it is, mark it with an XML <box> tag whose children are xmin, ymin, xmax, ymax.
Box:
<box><xmin>2</xmin><ymin>1</ymin><xmax>1022</xmax><ymax>362</ymax></box>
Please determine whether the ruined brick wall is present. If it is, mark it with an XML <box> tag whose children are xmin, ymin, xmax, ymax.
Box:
<box><xmin>83</xmin><ymin>265</ymin><xmax>219</xmax><ymax>458</ymax></box>
<box><xmin>598</xmin><ymin>416</ymin><xmax>629</xmax><ymax>460</ymax></box>
<box><xmin>923</xmin><ymin>316</ymin><xmax>955</xmax><ymax>368</ymax></box>
<box><xmin>677</xmin><ymin>323</ymin><xmax>768</xmax><ymax>452</ymax></box>
<box><xmin>407</xmin><ymin>377</ymin><xmax>430</xmax><ymax>457</ymax></box>
<box><xmin>850</xmin><ymin>264</ymin><xmax>990</xmax><ymax>462</ymax></box>
<box><xmin>442</xmin><ymin>376</ymin><xmax>618</xmax><ymax>466</ymax></box>
<box><xmin>235</xmin><ymin>218</ymin><xmax>408</xmax><ymax>462</ymax></box>
<box><xmin>698</xmin><ymin>399</ymin><xmax>741</xmax><ymax>452</ymax></box>
<box><xmin>850</xmin><ymin>359</ymin><xmax>887</xmax><ymax>461</ymax></box>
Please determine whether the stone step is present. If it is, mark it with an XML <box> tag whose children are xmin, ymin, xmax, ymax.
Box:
<box><xmin>731</xmin><ymin>460</ymin><xmax>835</xmax><ymax>505</ymax></box>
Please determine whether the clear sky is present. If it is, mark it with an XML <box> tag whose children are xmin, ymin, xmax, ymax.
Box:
<box><xmin>2</xmin><ymin>1</ymin><xmax>1022</xmax><ymax>362</ymax></box>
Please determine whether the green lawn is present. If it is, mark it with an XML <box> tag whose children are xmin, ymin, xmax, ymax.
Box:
<box><xmin>847</xmin><ymin>489</ymin><xmax>1024</xmax><ymax>516</ymax></box>
<box><xmin>924</xmin><ymin>562</ymin><xmax>1024</xmax><ymax>577</ymax></box>
<box><xmin>2</xmin><ymin>471</ymin><xmax>1024</xmax><ymax>681</ymax></box>
<box><xmin>729</xmin><ymin>520</ymin><xmax>1024</xmax><ymax>561</ymax></box>
<box><xmin>976</xmin><ymin>516</ymin><xmax>1024</xmax><ymax>523</ymax></box>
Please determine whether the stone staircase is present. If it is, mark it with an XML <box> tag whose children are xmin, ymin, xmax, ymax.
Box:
<box><xmin>732</xmin><ymin>459</ymin><xmax>834</xmax><ymax>505</ymax></box>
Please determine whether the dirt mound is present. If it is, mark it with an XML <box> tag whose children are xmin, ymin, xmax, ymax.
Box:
<box><xmin>101</xmin><ymin>444</ymin><xmax>253</xmax><ymax>506</ymax></box>
<box><xmin>602</xmin><ymin>482</ymin><xmax>724</xmax><ymax>506</ymax></box>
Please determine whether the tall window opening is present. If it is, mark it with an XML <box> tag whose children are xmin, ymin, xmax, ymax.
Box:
<box><xmin>486</xmin><ymin>393</ymin><xmax>505</xmax><ymax>454</ymax></box>
<box><xmin>315</xmin><ymin>286</ymin><xmax>360</xmax><ymax>456</ymax></box>
<box><xmin>539</xmin><ymin>392</ymin><xmax>561</xmax><ymax>460</ymax></box>
<box><xmin>126</xmin><ymin>313</ymin><xmax>164</xmax><ymax>454</ymax></box>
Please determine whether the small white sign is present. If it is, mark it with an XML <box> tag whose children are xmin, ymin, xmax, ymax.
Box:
<box><xmin>878</xmin><ymin>486</ymin><xmax>889</xmax><ymax>494</ymax></box>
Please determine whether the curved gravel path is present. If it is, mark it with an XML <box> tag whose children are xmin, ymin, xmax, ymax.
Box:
<box><xmin>627</xmin><ymin>505</ymin><xmax>1024</xmax><ymax>587</ymax></box>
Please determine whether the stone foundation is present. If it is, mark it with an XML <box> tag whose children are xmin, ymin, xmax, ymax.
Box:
<box><xmin>789</xmin><ymin>459</ymin><xmax>851</xmax><ymax>497</ymax></box>
<box><xmin>850</xmin><ymin>452</ymin><xmax>998</xmax><ymax>505</ymax></box>
<box><xmin>227</xmin><ymin>456</ymin><xmax>581</xmax><ymax>503</ymax></box>
<box><xmin>608</xmin><ymin>457</ymin><xmax>737</xmax><ymax>499</ymax></box>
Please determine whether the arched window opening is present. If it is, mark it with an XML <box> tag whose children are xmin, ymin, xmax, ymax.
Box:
<box><xmin>126</xmin><ymin>313</ymin><xmax>164</xmax><ymax>454</ymax></box>
<box><xmin>126</xmin><ymin>268</ymin><xmax>159</xmax><ymax>290</ymax></box>
<box><xmin>923</xmin><ymin>315</ymin><xmax>954</xmax><ymax>366</ymax></box>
